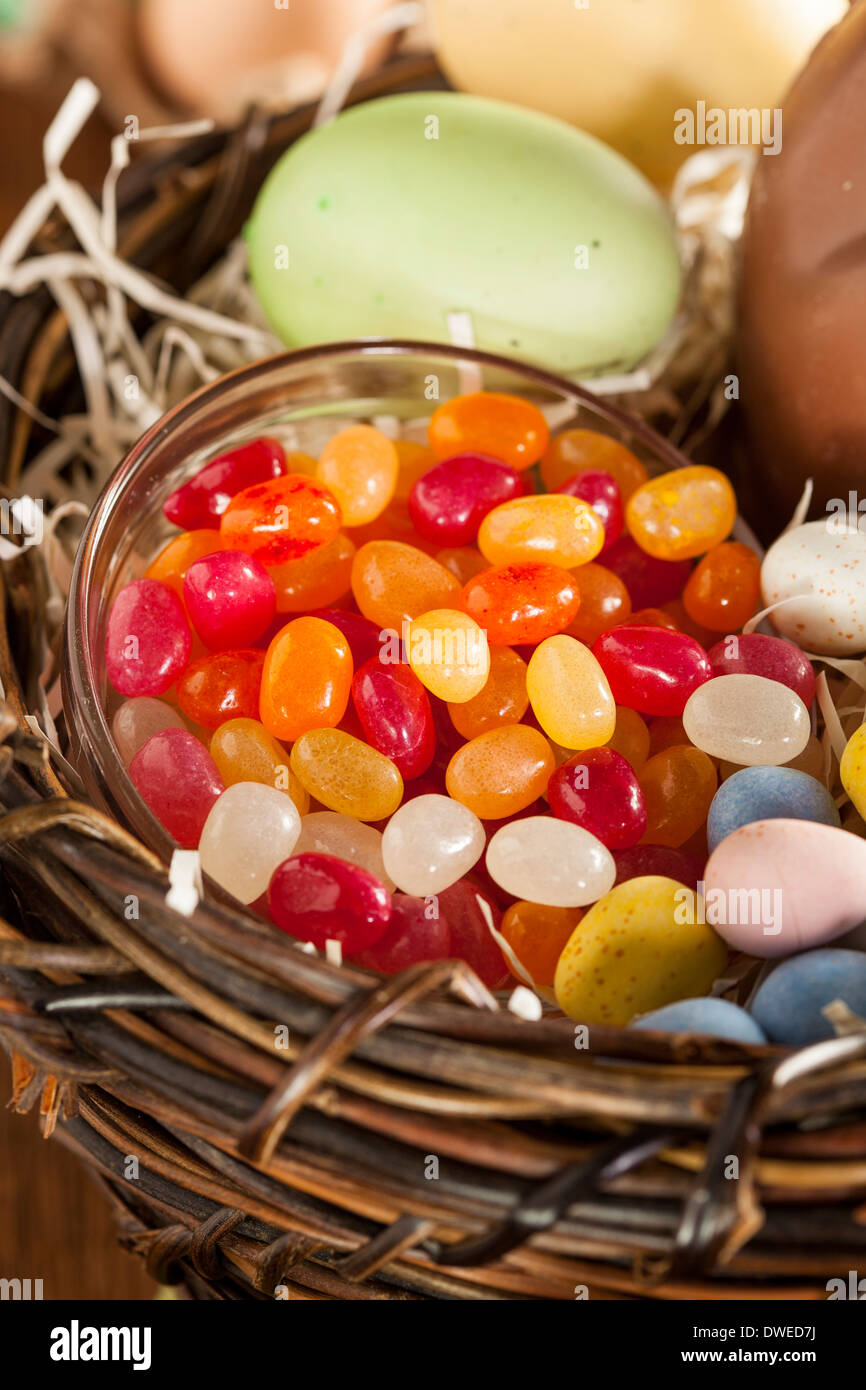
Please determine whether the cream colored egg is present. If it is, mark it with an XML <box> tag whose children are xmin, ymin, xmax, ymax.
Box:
<box><xmin>761</xmin><ymin>518</ymin><xmax>866</xmax><ymax>655</ymax></box>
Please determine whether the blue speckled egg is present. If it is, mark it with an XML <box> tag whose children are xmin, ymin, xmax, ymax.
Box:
<box><xmin>707</xmin><ymin>766</ymin><xmax>840</xmax><ymax>853</ymax></box>
<box><xmin>751</xmin><ymin>949</ymin><xmax>866</xmax><ymax>1045</ymax></box>
<box><xmin>630</xmin><ymin>996</ymin><xmax>767</xmax><ymax>1043</ymax></box>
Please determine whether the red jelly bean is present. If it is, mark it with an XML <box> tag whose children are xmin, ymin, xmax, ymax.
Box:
<box><xmin>603</xmin><ymin>534</ymin><xmax>692</xmax><ymax>608</ymax></box>
<box><xmin>461</xmin><ymin>562</ymin><xmax>580</xmax><ymax>645</ymax></box>
<box><xmin>177</xmin><ymin>649</ymin><xmax>265</xmax><ymax>729</ymax></box>
<box><xmin>129</xmin><ymin>728</ymin><xmax>224</xmax><ymax>847</ymax></box>
<box><xmin>548</xmin><ymin>747</ymin><xmax>647</xmax><ymax>850</ymax></box>
<box><xmin>220</xmin><ymin>474</ymin><xmax>341</xmax><ymax>565</ymax></box>
<box><xmin>163</xmin><ymin>437</ymin><xmax>286</xmax><ymax>530</ymax></box>
<box><xmin>438</xmin><ymin>879</ymin><xmax>509</xmax><ymax>989</ymax></box>
<box><xmin>613</xmin><ymin>843</ymin><xmax>705</xmax><ymax>891</ymax></box>
<box><xmin>706</xmin><ymin>632</ymin><xmax>816</xmax><ymax>707</ymax></box>
<box><xmin>352</xmin><ymin>658</ymin><xmax>435</xmax><ymax>780</ymax></box>
<box><xmin>354</xmin><ymin>893</ymin><xmax>452</xmax><ymax>973</ymax></box>
<box><xmin>309</xmin><ymin>608</ymin><xmax>383</xmax><ymax>668</ymax></box>
<box><xmin>593</xmin><ymin>624</ymin><xmax>713</xmax><ymax>716</ymax></box>
<box><xmin>408</xmin><ymin>453</ymin><xmax>523</xmax><ymax>546</ymax></box>
<box><xmin>183</xmin><ymin>550</ymin><xmax>276</xmax><ymax>649</ymax></box>
<box><xmin>268</xmin><ymin>852</ymin><xmax>391</xmax><ymax>951</ymax></box>
<box><xmin>557</xmin><ymin>469</ymin><xmax>623</xmax><ymax>550</ymax></box>
<box><xmin>105</xmin><ymin>578</ymin><xmax>191</xmax><ymax>697</ymax></box>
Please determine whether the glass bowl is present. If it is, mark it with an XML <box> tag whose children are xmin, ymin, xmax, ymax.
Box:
<box><xmin>64</xmin><ymin>338</ymin><xmax>698</xmax><ymax>861</ymax></box>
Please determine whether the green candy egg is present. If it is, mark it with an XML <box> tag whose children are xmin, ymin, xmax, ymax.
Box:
<box><xmin>245</xmin><ymin>92</ymin><xmax>681</xmax><ymax>375</ymax></box>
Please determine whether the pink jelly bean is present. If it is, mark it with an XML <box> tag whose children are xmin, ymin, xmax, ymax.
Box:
<box><xmin>557</xmin><ymin>469</ymin><xmax>623</xmax><ymax>550</ymax></box>
<box><xmin>354</xmin><ymin>893</ymin><xmax>452</xmax><ymax>973</ymax></box>
<box><xmin>129</xmin><ymin>728</ymin><xmax>224</xmax><ymax>847</ymax></box>
<box><xmin>106</xmin><ymin>578</ymin><xmax>191</xmax><ymax>697</ymax></box>
<box><xmin>183</xmin><ymin>550</ymin><xmax>276</xmax><ymax>649</ymax></box>
<box><xmin>163</xmin><ymin>437</ymin><xmax>286</xmax><ymax>530</ymax></box>
<box><xmin>309</xmin><ymin>608</ymin><xmax>383</xmax><ymax>668</ymax></box>
<box><xmin>602</xmin><ymin>533</ymin><xmax>692</xmax><ymax>608</ymax></box>
<box><xmin>613</xmin><ymin>844</ymin><xmax>705</xmax><ymax>891</ymax></box>
<box><xmin>706</xmin><ymin>633</ymin><xmax>816</xmax><ymax>707</ymax></box>
<box><xmin>548</xmin><ymin>747</ymin><xmax>647</xmax><ymax>850</ymax></box>
<box><xmin>593</xmin><ymin>624</ymin><xmax>713</xmax><ymax>716</ymax></box>
<box><xmin>438</xmin><ymin>879</ymin><xmax>509</xmax><ymax>989</ymax></box>
<box><xmin>352</xmin><ymin>658</ymin><xmax>435</xmax><ymax>780</ymax></box>
<box><xmin>268</xmin><ymin>852</ymin><xmax>391</xmax><ymax>951</ymax></box>
<box><xmin>408</xmin><ymin>453</ymin><xmax>523</xmax><ymax>546</ymax></box>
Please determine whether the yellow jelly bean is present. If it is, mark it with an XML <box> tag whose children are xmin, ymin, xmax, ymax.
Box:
<box><xmin>841</xmin><ymin>724</ymin><xmax>866</xmax><ymax>819</ymax></box>
<box><xmin>209</xmin><ymin>717</ymin><xmax>309</xmax><ymax>814</ymax></box>
<box><xmin>446</xmin><ymin>724</ymin><xmax>554</xmax><ymax>819</ymax></box>
<box><xmin>315</xmin><ymin>424</ymin><xmax>399</xmax><ymax>526</ymax></box>
<box><xmin>407</xmin><ymin>608</ymin><xmax>490</xmax><ymax>703</ymax></box>
<box><xmin>625</xmin><ymin>465</ymin><xmax>737</xmax><ymax>562</ymax></box>
<box><xmin>351</xmin><ymin>540</ymin><xmax>461</xmax><ymax>629</ymax></box>
<box><xmin>290</xmin><ymin>728</ymin><xmax>403</xmax><ymax>821</ymax></box>
<box><xmin>554</xmin><ymin>876</ymin><xmax>728</xmax><ymax>1025</ymax></box>
<box><xmin>478</xmin><ymin>494</ymin><xmax>605</xmax><ymax>569</ymax></box>
<box><xmin>526</xmin><ymin>634</ymin><xmax>615</xmax><ymax>749</ymax></box>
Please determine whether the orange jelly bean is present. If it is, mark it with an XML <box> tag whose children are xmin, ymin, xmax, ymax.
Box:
<box><xmin>436</xmin><ymin>546</ymin><xmax>489</xmax><ymax>585</ymax></box>
<box><xmin>564</xmin><ymin>562</ymin><xmax>631</xmax><ymax>644</ymax></box>
<box><xmin>315</xmin><ymin>424</ymin><xmax>399</xmax><ymax>526</ymax></box>
<box><xmin>446</xmin><ymin>724</ymin><xmax>554</xmax><ymax>819</ymax></box>
<box><xmin>268</xmin><ymin>533</ymin><xmax>355</xmax><ymax>613</ymax></box>
<box><xmin>393</xmin><ymin>438</ymin><xmax>435</xmax><ymax>496</ymax></box>
<box><xmin>461</xmin><ymin>562</ymin><xmax>580</xmax><ymax>645</ymax></box>
<box><xmin>146</xmin><ymin>530</ymin><xmax>224</xmax><ymax>597</ymax></box>
<box><xmin>448</xmin><ymin>645</ymin><xmax>528</xmax><ymax>740</ymax></box>
<box><xmin>259</xmin><ymin>616</ymin><xmax>352</xmax><ymax>741</ymax></box>
<box><xmin>638</xmin><ymin>745</ymin><xmax>717</xmax><ymax>848</ymax></box>
<box><xmin>478</xmin><ymin>495</ymin><xmax>605</xmax><ymax>569</ymax></box>
<box><xmin>221</xmin><ymin>474</ymin><xmax>341</xmax><ymax>565</ymax></box>
<box><xmin>540</xmin><ymin>429</ymin><xmax>649</xmax><ymax>499</ymax></box>
<box><xmin>682</xmin><ymin>541</ymin><xmax>762</xmax><ymax>632</ymax></box>
<box><xmin>605</xmin><ymin>706</ymin><xmax>651</xmax><ymax>769</ymax></box>
<box><xmin>428</xmin><ymin>391</ymin><xmax>549</xmax><ymax>470</ymax></box>
<box><xmin>351</xmin><ymin>540</ymin><xmax>461</xmax><ymax>629</ymax></box>
<box><xmin>209</xmin><ymin>716</ymin><xmax>309</xmax><ymax>814</ymax></box>
<box><xmin>625</xmin><ymin>465</ymin><xmax>737</xmax><ymax>561</ymax></box>
<box><xmin>290</xmin><ymin>728</ymin><xmax>403</xmax><ymax>821</ymax></box>
<box><xmin>500</xmin><ymin>900</ymin><xmax>584</xmax><ymax>988</ymax></box>
<box><xmin>626</xmin><ymin>607</ymin><xmax>680</xmax><ymax>631</ymax></box>
<box><xmin>177</xmin><ymin>649</ymin><xmax>264</xmax><ymax>730</ymax></box>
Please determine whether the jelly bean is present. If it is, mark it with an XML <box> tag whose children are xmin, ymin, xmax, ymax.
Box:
<box><xmin>436</xmin><ymin>546</ymin><xmax>489</xmax><ymax>585</ymax></box>
<box><xmin>761</xmin><ymin>517</ymin><xmax>866</xmax><ymax>656</ymax></box>
<box><xmin>625</xmin><ymin>465</ymin><xmax>737</xmax><ymax>561</ymax></box>
<box><xmin>563</xmin><ymin>562</ymin><xmax>631</xmax><ymax>646</ymax></box>
<box><xmin>309</xmin><ymin>607</ymin><xmax>383</xmax><ymax>668</ymax></box>
<box><xmin>548</xmin><ymin>747</ymin><xmax>646</xmax><ymax>850</ymax></box>
<box><xmin>129</xmin><ymin>728</ymin><xmax>224</xmax><ymax>847</ymax></box>
<box><xmin>437</xmin><ymin>879</ymin><xmax>509</xmax><ymax>989</ymax></box>
<box><xmin>163</xmin><ymin>437</ymin><xmax>286</xmax><ymax>529</ymax></box>
<box><xmin>602</xmin><ymin>533</ymin><xmax>692</xmax><ymax>608</ymax></box>
<box><xmin>183</xmin><ymin>550</ymin><xmax>275</xmax><ymax>649</ymax></box>
<box><xmin>631</xmin><ymin>998</ymin><xmax>766</xmax><ymax>1043</ymax></box>
<box><xmin>259</xmin><ymin>616</ymin><xmax>352</xmax><ymax>741</ymax></box>
<box><xmin>647</xmin><ymin>715</ymin><xmax>691</xmax><ymax>757</ymax></box>
<box><xmin>604</xmin><ymin>706</ymin><xmax>651</xmax><ymax>769</ymax></box>
<box><xmin>540</xmin><ymin>429</ymin><xmax>648</xmax><ymax>498</ymax></box>
<box><xmin>220</xmin><ymin>474</ymin><xmax>341</xmax><ymax>565</ymax></box>
<box><xmin>557</xmin><ymin>469</ymin><xmax>623</xmax><ymax>550</ymax></box>
<box><xmin>706</xmin><ymin>633</ymin><xmax>815</xmax><ymax>707</ymax></box>
<box><xmin>209</xmin><ymin>717</ymin><xmax>308</xmax><ymax>813</ymax></box>
<box><xmin>500</xmin><ymin>901</ymin><xmax>584</xmax><ymax>989</ymax></box>
<box><xmin>660</xmin><ymin>598</ymin><xmax>717</xmax><ymax>649</ymax></box>
<box><xmin>428</xmin><ymin>391</ymin><xmax>549</xmax><ymax>470</ymax></box>
<box><xmin>638</xmin><ymin>746</ymin><xmax>717</xmax><ymax>848</ymax></box>
<box><xmin>841</xmin><ymin>724</ymin><xmax>866</xmax><ymax>819</ymax></box>
<box><xmin>554</xmin><ymin>877</ymin><xmax>727</xmax><ymax>1025</ymax></box>
<box><xmin>352</xmin><ymin>658</ymin><xmax>435</xmax><ymax>779</ymax></box>
<box><xmin>315</xmin><ymin>424</ymin><xmax>399</xmax><ymax>526</ymax></box>
<box><xmin>628</xmin><ymin>606</ymin><xmax>681</xmax><ymax>632</ymax></box>
<box><xmin>199</xmin><ymin>782</ymin><xmax>301</xmax><ymax>904</ymax></box>
<box><xmin>526</xmin><ymin>634</ymin><xmax>615</xmax><ymax>749</ymax></box>
<box><xmin>145</xmin><ymin>529</ymin><xmax>224</xmax><ymax>597</ymax></box>
<box><xmin>293</xmin><ymin>811</ymin><xmax>394</xmax><ymax>888</ymax></box>
<box><xmin>613</xmin><ymin>844</ymin><xmax>704</xmax><ymax>891</ymax></box>
<box><xmin>177</xmin><ymin>649</ymin><xmax>264</xmax><ymax>730</ymax></box>
<box><xmin>750</xmin><ymin>949</ymin><xmax>866</xmax><ymax>1045</ymax></box>
<box><xmin>290</xmin><ymin>728</ymin><xmax>403</xmax><ymax>820</ymax></box>
<box><xmin>683</xmin><ymin>674</ymin><xmax>810</xmax><ymax>766</ymax></box>
<box><xmin>351</xmin><ymin>540</ymin><xmax>461</xmax><ymax>629</ymax></box>
<box><xmin>354</xmin><ymin>893</ymin><xmax>452</xmax><ymax>974</ymax></box>
<box><xmin>407</xmin><ymin>608</ymin><xmax>490</xmax><ymax>702</ymax></box>
<box><xmin>708</xmin><ymin>766</ymin><xmax>840</xmax><ymax>853</ymax></box>
<box><xmin>393</xmin><ymin>438</ymin><xmax>436</xmax><ymax>492</ymax></box>
<box><xmin>703</xmin><ymin>820</ymin><xmax>866</xmax><ymax>957</ymax></box>
<box><xmin>682</xmin><ymin>541</ymin><xmax>761</xmax><ymax>632</ymax></box>
<box><xmin>448</xmin><ymin>645</ymin><xmax>528</xmax><ymax>740</ymax></box>
<box><xmin>486</xmin><ymin>815</ymin><xmax>615</xmax><ymax>906</ymax></box>
<box><xmin>408</xmin><ymin>453</ymin><xmax>523</xmax><ymax>546</ymax></box>
<box><xmin>593</xmin><ymin>625</ymin><xmax>712</xmax><ymax>716</ymax></box>
<box><xmin>268</xmin><ymin>533</ymin><xmax>355</xmax><ymax>613</ymax></box>
<box><xmin>446</xmin><ymin>725</ymin><xmax>554</xmax><ymax>819</ymax></box>
<box><xmin>106</xmin><ymin>579</ymin><xmax>191</xmax><ymax>697</ymax></box>
<box><xmin>478</xmin><ymin>494</ymin><xmax>605</xmax><ymax>569</ymax></box>
<box><xmin>268</xmin><ymin>852</ymin><xmax>391</xmax><ymax>951</ymax></box>
<box><xmin>461</xmin><ymin>562</ymin><xmax>580</xmax><ymax>646</ymax></box>
<box><xmin>382</xmin><ymin>793</ymin><xmax>485</xmax><ymax>895</ymax></box>
<box><xmin>112</xmin><ymin>697</ymin><xmax>186</xmax><ymax>765</ymax></box>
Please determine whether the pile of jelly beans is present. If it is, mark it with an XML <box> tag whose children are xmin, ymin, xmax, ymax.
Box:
<box><xmin>103</xmin><ymin>391</ymin><xmax>866</xmax><ymax>1040</ymax></box>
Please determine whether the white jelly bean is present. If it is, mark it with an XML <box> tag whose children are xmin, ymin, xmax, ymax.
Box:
<box><xmin>382</xmin><ymin>793</ymin><xmax>485</xmax><ymax>896</ymax></box>
<box><xmin>485</xmin><ymin>815</ymin><xmax>615</xmax><ymax>907</ymax></box>
<box><xmin>683</xmin><ymin>673</ymin><xmax>810</xmax><ymax>767</ymax></box>
<box><xmin>112</xmin><ymin>696</ymin><xmax>185</xmax><ymax>765</ymax></box>
<box><xmin>293</xmin><ymin>811</ymin><xmax>395</xmax><ymax>889</ymax></box>
<box><xmin>199</xmin><ymin>782</ymin><xmax>301</xmax><ymax>903</ymax></box>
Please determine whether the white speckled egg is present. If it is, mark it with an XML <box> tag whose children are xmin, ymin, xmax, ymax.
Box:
<box><xmin>760</xmin><ymin>518</ymin><xmax>866</xmax><ymax>654</ymax></box>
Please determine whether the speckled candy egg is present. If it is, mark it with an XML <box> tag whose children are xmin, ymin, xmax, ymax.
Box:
<box><xmin>750</xmin><ymin>949</ymin><xmax>866</xmax><ymax>1046</ymax></box>
<box><xmin>707</xmin><ymin>766</ymin><xmax>840</xmax><ymax>853</ymax></box>
<box><xmin>630</xmin><ymin>997</ymin><xmax>767</xmax><ymax>1044</ymax></box>
<box><xmin>760</xmin><ymin>518</ymin><xmax>866</xmax><ymax>654</ymax></box>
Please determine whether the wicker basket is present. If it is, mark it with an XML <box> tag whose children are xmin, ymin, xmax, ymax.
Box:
<box><xmin>1</xmin><ymin>53</ymin><xmax>865</xmax><ymax>1302</ymax></box>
